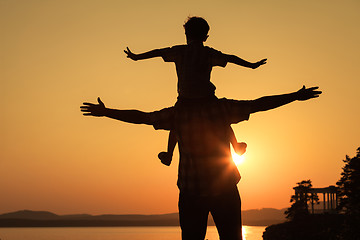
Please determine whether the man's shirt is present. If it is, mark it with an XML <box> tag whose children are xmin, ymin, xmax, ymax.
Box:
<box><xmin>150</xmin><ymin>98</ymin><xmax>252</xmax><ymax>196</ymax></box>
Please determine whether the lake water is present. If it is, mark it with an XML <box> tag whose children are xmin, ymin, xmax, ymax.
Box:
<box><xmin>0</xmin><ymin>226</ymin><xmax>266</xmax><ymax>240</ymax></box>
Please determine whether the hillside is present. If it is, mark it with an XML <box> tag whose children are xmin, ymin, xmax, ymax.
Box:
<box><xmin>0</xmin><ymin>208</ymin><xmax>286</xmax><ymax>227</ymax></box>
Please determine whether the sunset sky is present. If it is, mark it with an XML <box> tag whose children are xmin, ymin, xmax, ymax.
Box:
<box><xmin>1</xmin><ymin>0</ymin><xmax>359</xmax><ymax>215</ymax></box>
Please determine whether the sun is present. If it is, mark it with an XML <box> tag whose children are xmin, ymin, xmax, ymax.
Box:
<box><xmin>231</xmin><ymin>149</ymin><xmax>245</xmax><ymax>165</ymax></box>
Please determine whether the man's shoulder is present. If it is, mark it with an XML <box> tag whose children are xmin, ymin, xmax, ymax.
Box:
<box><xmin>150</xmin><ymin>106</ymin><xmax>176</xmax><ymax>131</ymax></box>
<box><xmin>216</xmin><ymin>98</ymin><xmax>252</xmax><ymax>123</ymax></box>
<box><xmin>177</xmin><ymin>98</ymin><xmax>252</xmax><ymax>114</ymax></box>
<box><xmin>218</xmin><ymin>97</ymin><xmax>252</xmax><ymax>104</ymax></box>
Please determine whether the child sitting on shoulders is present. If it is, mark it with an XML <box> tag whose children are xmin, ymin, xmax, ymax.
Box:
<box><xmin>124</xmin><ymin>16</ymin><xmax>266</xmax><ymax>165</ymax></box>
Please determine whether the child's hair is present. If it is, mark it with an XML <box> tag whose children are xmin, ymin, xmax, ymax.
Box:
<box><xmin>183</xmin><ymin>16</ymin><xmax>209</xmax><ymax>41</ymax></box>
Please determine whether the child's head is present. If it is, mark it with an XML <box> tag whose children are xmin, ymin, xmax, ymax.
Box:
<box><xmin>183</xmin><ymin>17</ymin><xmax>209</xmax><ymax>42</ymax></box>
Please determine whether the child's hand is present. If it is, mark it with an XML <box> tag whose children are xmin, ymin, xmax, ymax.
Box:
<box><xmin>234</xmin><ymin>142</ymin><xmax>247</xmax><ymax>156</ymax></box>
<box><xmin>252</xmin><ymin>58</ymin><xmax>267</xmax><ymax>69</ymax></box>
<box><xmin>158</xmin><ymin>152</ymin><xmax>172</xmax><ymax>166</ymax></box>
<box><xmin>124</xmin><ymin>47</ymin><xmax>138</xmax><ymax>61</ymax></box>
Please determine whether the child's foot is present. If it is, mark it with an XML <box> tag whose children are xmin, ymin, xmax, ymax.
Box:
<box><xmin>158</xmin><ymin>152</ymin><xmax>173</xmax><ymax>166</ymax></box>
<box><xmin>234</xmin><ymin>142</ymin><xmax>247</xmax><ymax>156</ymax></box>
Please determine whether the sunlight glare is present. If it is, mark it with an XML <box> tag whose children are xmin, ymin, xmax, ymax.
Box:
<box><xmin>242</xmin><ymin>226</ymin><xmax>247</xmax><ymax>240</ymax></box>
<box><xmin>231</xmin><ymin>150</ymin><xmax>245</xmax><ymax>165</ymax></box>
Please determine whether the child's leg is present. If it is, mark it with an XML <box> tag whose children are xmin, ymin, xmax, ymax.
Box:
<box><xmin>167</xmin><ymin>130</ymin><xmax>177</xmax><ymax>155</ymax></box>
<box><xmin>229</xmin><ymin>126</ymin><xmax>238</xmax><ymax>148</ymax></box>
<box><xmin>158</xmin><ymin>130</ymin><xmax>177</xmax><ymax>166</ymax></box>
<box><xmin>229</xmin><ymin>127</ymin><xmax>247</xmax><ymax>156</ymax></box>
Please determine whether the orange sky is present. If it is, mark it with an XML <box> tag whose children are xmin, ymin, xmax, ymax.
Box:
<box><xmin>1</xmin><ymin>0</ymin><xmax>360</xmax><ymax>215</ymax></box>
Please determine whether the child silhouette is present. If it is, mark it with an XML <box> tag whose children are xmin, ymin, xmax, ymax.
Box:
<box><xmin>124</xmin><ymin>17</ymin><xmax>266</xmax><ymax>165</ymax></box>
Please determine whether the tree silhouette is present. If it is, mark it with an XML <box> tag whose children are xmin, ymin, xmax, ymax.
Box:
<box><xmin>285</xmin><ymin>179</ymin><xmax>319</xmax><ymax>221</ymax></box>
<box><xmin>336</xmin><ymin>147</ymin><xmax>360</xmax><ymax>239</ymax></box>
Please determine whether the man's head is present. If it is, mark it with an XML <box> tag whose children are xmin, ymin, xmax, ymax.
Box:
<box><xmin>183</xmin><ymin>17</ymin><xmax>209</xmax><ymax>42</ymax></box>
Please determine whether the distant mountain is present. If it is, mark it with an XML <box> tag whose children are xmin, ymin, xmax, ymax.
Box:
<box><xmin>242</xmin><ymin>208</ymin><xmax>286</xmax><ymax>226</ymax></box>
<box><xmin>0</xmin><ymin>210</ymin><xmax>60</xmax><ymax>220</ymax></box>
<box><xmin>0</xmin><ymin>208</ymin><xmax>286</xmax><ymax>227</ymax></box>
<box><xmin>0</xmin><ymin>210</ymin><xmax>180</xmax><ymax>227</ymax></box>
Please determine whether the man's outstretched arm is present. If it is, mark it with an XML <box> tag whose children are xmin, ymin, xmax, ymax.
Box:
<box><xmin>250</xmin><ymin>86</ymin><xmax>322</xmax><ymax>113</ymax></box>
<box><xmin>80</xmin><ymin>97</ymin><xmax>153</xmax><ymax>125</ymax></box>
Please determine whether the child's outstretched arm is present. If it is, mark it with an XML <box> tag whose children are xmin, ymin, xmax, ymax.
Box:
<box><xmin>124</xmin><ymin>47</ymin><xmax>162</xmax><ymax>61</ymax></box>
<box><xmin>224</xmin><ymin>54</ymin><xmax>267</xmax><ymax>69</ymax></box>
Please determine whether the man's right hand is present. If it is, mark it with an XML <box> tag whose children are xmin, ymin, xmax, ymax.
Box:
<box><xmin>81</xmin><ymin>97</ymin><xmax>107</xmax><ymax>117</ymax></box>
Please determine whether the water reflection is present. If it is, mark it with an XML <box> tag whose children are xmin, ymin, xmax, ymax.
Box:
<box><xmin>0</xmin><ymin>226</ymin><xmax>266</xmax><ymax>240</ymax></box>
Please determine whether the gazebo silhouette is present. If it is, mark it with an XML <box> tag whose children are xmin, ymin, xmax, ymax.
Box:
<box><xmin>293</xmin><ymin>185</ymin><xmax>338</xmax><ymax>214</ymax></box>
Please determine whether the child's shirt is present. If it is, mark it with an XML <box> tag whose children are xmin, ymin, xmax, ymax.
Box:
<box><xmin>159</xmin><ymin>43</ymin><xmax>228</xmax><ymax>99</ymax></box>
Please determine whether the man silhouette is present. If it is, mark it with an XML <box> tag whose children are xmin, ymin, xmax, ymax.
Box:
<box><xmin>81</xmin><ymin>85</ymin><xmax>321</xmax><ymax>240</ymax></box>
